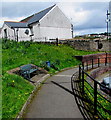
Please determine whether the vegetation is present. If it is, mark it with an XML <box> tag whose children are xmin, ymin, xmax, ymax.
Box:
<box><xmin>2</xmin><ymin>74</ymin><xmax>34</xmax><ymax>118</ymax></box>
<box><xmin>84</xmin><ymin>74</ymin><xmax>111</xmax><ymax>119</ymax></box>
<box><xmin>2</xmin><ymin>39</ymin><xmax>99</xmax><ymax>118</ymax></box>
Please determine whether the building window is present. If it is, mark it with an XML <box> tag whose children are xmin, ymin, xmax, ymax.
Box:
<box><xmin>25</xmin><ymin>29</ymin><xmax>29</xmax><ymax>35</ymax></box>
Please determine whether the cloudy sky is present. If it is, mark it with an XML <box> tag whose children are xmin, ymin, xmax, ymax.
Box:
<box><xmin>1</xmin><ymin>0</ymin><xmax>110</xmax><ymax>35</ymax></box>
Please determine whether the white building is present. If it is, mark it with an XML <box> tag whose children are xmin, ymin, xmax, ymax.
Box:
<box><xmin>0</xmin><ymin>5</ymin><xmax>73</xmax><ymax>41</ymax></box>
<box><xmin>109</xmin><ymin>1</ymin><xmax>111</xmax><ymax>34</ymax></box>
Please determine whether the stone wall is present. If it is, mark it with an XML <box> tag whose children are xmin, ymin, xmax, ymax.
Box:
<box><xmin>68</xmin><ymin>40</ymin><xmax>111</xmax><ymax>51</ymax></box>
<box><xmin>90</xmin><ymin>66</ymin><xmax>111</xmax><ymax>79</ymax></box>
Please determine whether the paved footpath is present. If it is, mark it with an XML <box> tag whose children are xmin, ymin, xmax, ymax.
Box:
<box><xmin>24</xmin><ymin>68</ymin><xmax>83</xmax><ymax>118</ymax></box>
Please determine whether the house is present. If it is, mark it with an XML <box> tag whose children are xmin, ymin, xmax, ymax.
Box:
<box><xmin>0</xmin><ymin>5</ymin><xmax>73</xmax><ymax>41</ymax></box>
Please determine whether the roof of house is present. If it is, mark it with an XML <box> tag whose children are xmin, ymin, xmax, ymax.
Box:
<box><xmin>4</xmin><ymin>21</ymin><xmax>28</xmax><ymax>28</ymax></box>
<box><xmin>20</xmin><ymin>15</ymin><xmax>34</xmax><ymax>23</ymax></box>
<box><xmin>27</xmin><ymin>4</ymin><xmax>56</xmax><ymax>25</ymax></box>
<box><xmin>4</xmin><ymin>4</ymin><xmax>56</xmax><ymax>28</ymax></box>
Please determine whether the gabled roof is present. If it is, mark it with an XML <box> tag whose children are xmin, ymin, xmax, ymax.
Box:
<box><xmin>21</xmin><ymin>4</ymin><xmax>56</xmax><ymax>25</ymax></box>
<box><xmin>4</xmin><ymin>21</ymin><xmax>28</xmax><ymax>28</ymax></box>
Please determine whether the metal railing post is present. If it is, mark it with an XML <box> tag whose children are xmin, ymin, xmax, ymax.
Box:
<box><xmin>94</xmin><ymin>81</ymin><xmax>97</xmax><ymax>117</ymax></box>
<box><xmin>79</xmin><ymin>65</ymin><xmax>83</xmax><ymax>92</ymax></box>
<box><xmin>87</xmin><ymin>61</ymin><xmax>88</xmax><ymax>71</ymax></box>
<box><xmin>92</xmin><ymin>59</ymin><xmax>93</xmax><ymax>69</ymax></box>
<box><xmin>79</xmin><ymin>65</ymin><xmax>81</xmax><ymax>81</ymax></box>
<box><xmin>82</xmin><ymin>62</ymin><xmax>84</xmax><ymax>70</ymax></box>
<box><xmin>82</xmin><ymin>69</ymin><xmax>84</xmax><ymax>94</ymax></box>
<box><xmin>98</xmin><ymin>58</ymin><xmax>100</xmax><ymax>67</ymax></box>
<box><xmin>105</xmin><ymin>53</ymin><xmax>107</xmax><ymax>66</ymax></box>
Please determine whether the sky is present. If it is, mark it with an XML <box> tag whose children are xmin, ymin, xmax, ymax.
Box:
<box><xmin>0</xmin><ymin>0</ymin><xmax>111</xmax><ymax>36</ymax></box>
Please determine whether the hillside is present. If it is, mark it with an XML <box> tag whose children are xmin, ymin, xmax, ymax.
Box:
<box><xmin>2</xmin><ymin>39</ymin><xmax>98</xmax><ymax>118</ymax></box>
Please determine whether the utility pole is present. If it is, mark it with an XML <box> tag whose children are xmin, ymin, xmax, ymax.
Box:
<box><xmin>106</xmin><ymin>10</ymin><xmax>110</xmax><ymax>40</ymax></box>
<box><xmin>71</xmin><ymin>24</ymin><xmax>73</xmax><ymax>38</ymax></box>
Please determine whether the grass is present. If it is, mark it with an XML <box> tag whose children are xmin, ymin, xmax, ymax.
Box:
<box><xmin>2</xmin><ymin>74</ymin><xmax>34</xmax><ymax>118</ymax></box>
<box><xmin>2</xmin><ymin>39</ymin><xmax>99</xmax><ymax>118</ymax></box>
<box><xmin>2</xmin><ymin>39</ymin><xmax>99</xmax><ymax>74</ymax></box>
<box><xmin>84</xmin><ymin>74</ymin><xmax>111</xmax><ymax>119</ymax></box>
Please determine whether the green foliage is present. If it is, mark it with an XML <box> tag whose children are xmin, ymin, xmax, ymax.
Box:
<box><xmin>84</xmin><ymin>81</ymin><xmax>111</xmax><ymax>119</ymax></box>
<box><xmin>2</xmin><ymin>73</ymin><xmax>34</xmax><ymax>118</ymax></box>
<box><xmin>2</xmin><ymin>39</ymin><xmax>98</xmax><ymax>74</ymax></box>
<box><xmin>2</xmin><ymin>39</ymin><xmax>98</xmax><ymax>118</ymax></box>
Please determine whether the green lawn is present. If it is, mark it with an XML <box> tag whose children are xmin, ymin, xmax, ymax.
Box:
<box><xmin>2</xmin><ymin>39</ymin><xmax>99</xmax><ymax>118</ymax></box>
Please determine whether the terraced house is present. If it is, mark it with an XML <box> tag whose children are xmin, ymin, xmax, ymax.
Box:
<box><xmin>0</xmin><ymin>5</ymin><xmax>73</xmax><ymax>41</ymax></box>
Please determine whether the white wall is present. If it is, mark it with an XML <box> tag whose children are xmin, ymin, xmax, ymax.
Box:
<box><xmin>17</xmin><ymin>28</ymin><xmax>31</xmax><ymax>41</ymax></box>
<box><xmin>0</xmin><ymin>23</ymin><xmax>31</xmax><ymax>41</ymax></box>
<box><xmin>0</xmin><ymin>24</ymin><xmax>15</xmax><ymax>40</ymax></box>
<box><xmin>32</xmin><ymin>6</ymin><xmax>72</xmax><ymax>41</ymax></box>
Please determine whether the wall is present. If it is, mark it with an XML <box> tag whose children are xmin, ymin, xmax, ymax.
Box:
<box><xmin>69</xmin><ymin>39</ymin><xmax>111</xmax><ymax>51</ymax></box>
<box><xmin>90</xmin><ymin>66</ymin><xmax>111</xmax><ymax>80</ymax></box>
<box><xmin>32</xmin><ymin>6</ymin><xmax>72</xmax><ymax>41</ymax></box>
<box><xmin>81</xmin><ymin>53</ymin><xmax>111</xmax><ymax>63</ymax></box>
<box><xmin>0</xmin><ymin>24</ymin><xmax>15</xmax><ymax>40</ymax></box>
<box><xmin>17</xmin><ymin>28</ymin><xmax>31</xmax><ymax>41</ymax></box>
<box><xmin>0</xmin><ymin>24</ymin><xmax>31</xmax><ymax>41</ymax></box>
<box><xmin>75</xmin><ymin>53</ymin><xmax>111</xmax><ymax>67</ymax></box>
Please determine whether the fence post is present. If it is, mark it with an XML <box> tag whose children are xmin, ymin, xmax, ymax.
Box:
<box><xmin>82</xmin><ymin>69</ymin><xmax>84</xmax><ymax>94</ymax></box>
<box><xmin>94</xmin><ymin>81</ymin><xmax>97</xmax><ymax>117</ymax></box>
<box><xmin>92</xmin><ymin>59</ymin><xmax>93</xmax><ymax>69</ymax></box>
<box><xmin>98</xmin><ymin>58</ymin><xmax>100</xmax><ymax>67</ymax></box>
<box><xmin>56</xmin><ymin>38</ymin><xmax>59</xmax><ymax>46</ymax></box>
<box><xmin>79</xmin><ymin>65</ymin><xmax>81</xmax><ymax>81</ymax></box>
<box><xmin>105</xmin><ymin>53</ymin><xmax>107</xmax><ymax>66</ymax></box>
<box><xmin>79</xmin><ymin>65</ymin><xmax>82</xmax><ymax>92</ymax></box>
<box><xmin>82</xmin><ymin>62</ymin><xmax>84</xmax><ymax>70</ymax></box>
<box><xmin>87</xmin><ymin>61</ymin><xmax>88</xmax><ymax>71</ymax></box>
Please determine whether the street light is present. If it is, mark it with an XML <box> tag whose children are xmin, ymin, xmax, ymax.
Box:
<box><xmin>106</xmin><ymin>10</ymin><xmax>110</xmax><ymax>40</ymax></box>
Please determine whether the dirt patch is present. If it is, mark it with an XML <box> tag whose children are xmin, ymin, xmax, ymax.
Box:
<box><xmin>7</xmin><ymin>64</ymin><xmax>48</xmax><ymax>84</ymax></box>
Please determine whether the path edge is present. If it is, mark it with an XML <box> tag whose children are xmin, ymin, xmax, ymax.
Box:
<box><xmin>16</xmin><ymin>74</ymin><xmax>50</xmax><ymax>119</ymax></box>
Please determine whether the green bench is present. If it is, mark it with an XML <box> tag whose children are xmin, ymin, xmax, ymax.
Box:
<box><xmin>20</xmin><ymin>64</ymin><xmax>38</xmax><ymax>80</ymax></box>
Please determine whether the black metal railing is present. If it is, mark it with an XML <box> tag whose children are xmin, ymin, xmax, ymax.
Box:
<box><xmin>71</xmin><ymin>55</ymin><xmax>111</xmax><ymax>119</ymax></box>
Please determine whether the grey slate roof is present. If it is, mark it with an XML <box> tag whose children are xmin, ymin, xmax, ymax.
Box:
<box><xmin>26</xmin><ymin>4</ymin><xmax>56</xmax><ymax>25</ymax></box>
<box><xmin>5</xmin><ymin>21</ymin><xmax>28</xmax><ymax>28</ymax></box>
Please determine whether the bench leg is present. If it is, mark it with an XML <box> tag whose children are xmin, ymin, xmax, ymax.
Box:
<box><xmin>28</xmin><ymin>73</ymin><xmax>30</xmax><ymax>80</ymax></box>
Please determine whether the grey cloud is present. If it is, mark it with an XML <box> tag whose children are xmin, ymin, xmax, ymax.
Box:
<box><xmin>2</xmin><ymin>2</ymin><xmax>55</xmax><ymax>18</ymax></box>
<box><xmin>78</xmin><ymin>2</ymin><xmax>108</xmax><ymax>11</ymax></box>
<box><xmin>73</xmin><ymin>2</ymin><xmax>108</xmax><ymax>30</ymax></box>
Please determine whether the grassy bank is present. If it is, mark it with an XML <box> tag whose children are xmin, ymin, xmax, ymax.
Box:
<box><xmin>2</xmin><ymin>39</ymin><xmax>98</xmax><ymax>118</ymax></box>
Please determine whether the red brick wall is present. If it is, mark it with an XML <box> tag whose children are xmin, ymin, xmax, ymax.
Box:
<box><xmin>81</xmin><ymin>53</ymin><xmax>111</xmax><ymax>64</ymax></box>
